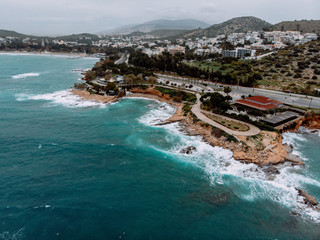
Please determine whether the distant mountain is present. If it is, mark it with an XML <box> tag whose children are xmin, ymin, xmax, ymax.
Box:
<box><xmin>98</xmin><ymin>19</ymin><xmax>210</xmax><ymax>35</ymax></box>
<box><xmin>0</xmin><ymin>30</ymin><xmax>101</xmax><ymax>42</ymax></box>
<box><xmin>180</xmin><ymin>16</ymin><xmax>272</xmax><ymax>38</ymax></box>
<box><xmin>269</xmin><ymin>20</ymin><xmax>320</xmax><ymax>35</ymax></box>
<box><xmin>127</xmin><ymin>29</ymin><xmax>190</xmax><ymax>38</ymax></box>
<box><xmin>56</xmin><ymin>33</ymin><xmax>100</xmax><ymax>41</ymax></box>
<box><xmin>0</xmin><ymin>29</ymin><xmax>30</xmax><ymax>38</ymax></box>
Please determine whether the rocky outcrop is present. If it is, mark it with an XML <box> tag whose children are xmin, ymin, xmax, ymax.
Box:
<box><xmin>283</xmin><ymin>143</ymin><xmax>293</xmax><ymax>153</ymax></box>
<box><xmin>263</xmin><ymin>166</ymin><xmax>280</xmax><ymax>175</ymax></box>
<box><xmin>294</xmin><ymin>113</ymin><xmax>320</xmax><ymax>132</ymax></box>
<box><xmin>180</xmin><ymin>146</ymin><xmax>197</xmax><ymax>154</ymax></box>
<box><xmin>285</xmin><ymin>153</ymin><xmax>305</xmax><ymax>166</ymax></box>
<box><xmin>297</xmin><ymin>189</ymin><xmax>318</xmax><ymax>206</ymax></box>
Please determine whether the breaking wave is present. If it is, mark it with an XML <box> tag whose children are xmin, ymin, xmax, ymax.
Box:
<box><xmin>15</xmin><ymin>89</ymin><xmax>106</xmax><ymax>108</ymax></box>
<box><xmin>138</xmin><ymin>101</ymin><xmax>320</xmax><ymax>222</ymax></box>
<box><xmin>12</xmin><ymin>73</ymin><xmax>40</xmax><ymax>79</ymax></box>
<box><xmin>138</xmin><ymin>99</ymin><xmax>176</xmax><ymax>125</ymax></box>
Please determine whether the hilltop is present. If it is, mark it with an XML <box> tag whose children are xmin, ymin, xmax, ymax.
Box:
<box><xmin>127</xmin><ymin>29</ymin><xmax>190</xmax><ymax>38</ymax></box>
<box><xmin>181</xmin><ymin>16</ymin><xmax>272</xmax><ymax>38</ymax></box>
<box><xmin>98</xmin><ymin>19</ymin><xmax>210</xmax><ymax>35</ymax></box>
<box><xmin>0</xmin><ymin>30</ymin><xmax>100</xmax><ymax>42</ymax></box>
<box><xmin>0</xmin><ymin>29</ymin><xmax>31</xmax><ymax>38</ymax></box>
<box><xmin>269</xmin><ymin>20</ymin><xmax>320</xmax><ymax>35</ymax></box>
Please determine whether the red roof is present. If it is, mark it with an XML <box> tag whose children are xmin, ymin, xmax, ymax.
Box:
<box><xmin>235</xmin><ymin>96</ymin><xmax>282</xmax><ymax>111</ymax></box>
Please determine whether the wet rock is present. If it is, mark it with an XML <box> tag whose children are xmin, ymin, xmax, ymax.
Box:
<box><xmin>180</xmin><ymin>146</ymin><xmax>197</xmax><ymax>154</ymax></box>
<box><xmin>283</xmin><ymin>143</ymin><xmax>293</xmax><ymax>153</ymax></box>
<box><xmin>297</xmin><ymin>189</ymin><xmax>318</xmax><ymax>206</ymax></box>
<box><xmin>263</xmin><ymin>166</ymin><xmax>280</xmax><ymax>175</ymax></box>
<box><xmin>291</xmin><ymin>211</ymin><xmax>301</xmax><ymax>217</ymax></box>
<box><xmin>285</xmin><ymin>153</ymin><xmax>304</xmax><ymax>166</ymax></box>
<box><xmin>204</xmin><ymin>193</ymin><xmax>228</xmax><ymax>205</ymax></box>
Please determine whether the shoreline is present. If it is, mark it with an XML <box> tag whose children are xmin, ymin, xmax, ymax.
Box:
<box><xmin>71</xmin><ymin>87</ymin><xmax>320</xmax><ymax>211</ymax></box>
<box><xmin>71</xmin><ymin>88</ymin><xmax>303</xmax><ymax>166</ymax></box>
<box><xmin>0</xmin><ymin>50</ymin><xmax>98</xmax><ymax>58</ymax></box>
<box><xmin>71</xmin><ymin>88</ymin><xmax>299</xmax><ymax>165</ymax></box>
<box><xmin>71</xmin><ymin>89</ymin><xmax>116</xmax><ymax>103</ymax></box>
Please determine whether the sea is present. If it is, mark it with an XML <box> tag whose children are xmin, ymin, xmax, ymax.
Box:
<box><xmin>0</xmin><ymin>53</ymin><xmax>319</xmax><ymax>240</ymax></box>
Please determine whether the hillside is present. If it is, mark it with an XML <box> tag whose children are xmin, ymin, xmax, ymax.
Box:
<box><xmin>127</xmin><ymin>29</ymin><xmax>189</xmax><ymax>38</ymax></box>
<box><xmin>0</xmin><ymin>30</ymin><xmax>101</xmax><ymax>42</ymax></box>
<box><xmin>251</xmin><ymin>39</ymin><xmax>320</xmax><ymax>94</ymax></box>
<box><xmin>99</xmin><ymin>19</ymin><xmax>209</xmax><ymax>35</ymax></box>
<box><xmin>0</xmin><ymin>29</ymin><xmax>30</xmax><ymax>38</ymax></box>
<box><xmin>269</xmin><ymin>20</ymin><xmax>320</xmax><ymax>35</ymax></box>
<box><xmin>181</xmin><ymin>16</ymin><xmax>272</xmax><ymax>38</ymax></box>
<box><xmin>56</xmin><ymin>33</ymin><xmax>101</xmax><ymax>41</ymax></box>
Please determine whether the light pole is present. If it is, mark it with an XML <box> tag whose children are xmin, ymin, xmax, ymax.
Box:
<box><xmin>308</xmin><ymin>97</ymin><xmax>313</xmax><ymax>109</ymax></box>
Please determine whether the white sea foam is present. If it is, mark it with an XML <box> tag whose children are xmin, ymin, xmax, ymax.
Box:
<box><xmin>138</xmin><ymin>100</ymin><xmax>176</xmax><ymax>125</ymax></box>
<box><xmin>138</xmin><ymin>102</ymin><xmax>320</xmax><ymax>222</ymax></box>
<box><xmin>12</xmin><ymin>72</ymin><xmax>40</xmax><ymax>79</ymax></box>
<box><xmin>0</xmin><ymin>228</ymin><xmax>25</xmax><ymax>240</ymax></box>
<box><xmin>15</xmin><ymin>89</ymin><xmax>106</xmax><ymax>108</ymax></box>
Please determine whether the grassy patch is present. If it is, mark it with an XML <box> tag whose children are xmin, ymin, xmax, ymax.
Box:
<box><xmin>155</xmin><ymin>86</ymin><xmax>197</xmax><ymax>103</ymax></box>
<box><xmin>203</xmin><ymin>112</ymin><xmax>249</xmax><ymax>131</ymax></box>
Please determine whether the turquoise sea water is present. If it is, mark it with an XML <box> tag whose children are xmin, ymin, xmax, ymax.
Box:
<box><xmin>0</xmin><ymin>53</ymin><xmax>320</xmax><ymax>239</ymax></box>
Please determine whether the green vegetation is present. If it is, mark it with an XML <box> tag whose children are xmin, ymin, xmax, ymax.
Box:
<box><xmin>180</xmin><ymin>16</ymin><xmax>271</xmax><ymax>38</ymax></box>
<box><xmin>105</xmin><ymin>82</ymin><xmax>119</xmax><ymax>94</ymax></box>
<box><xmin>269</xmin><ymin>20</ymin><xmax>320</xmax><ymax>35</ymax></box>
<box><xmin>203</xmin><ymin>113</ymin><xmax>249</xmax><ymax>131</ymax></box>
<box><xmin>155</xmin><ymin>86</ymin><xmax>196</xmax><ymax>103</ymax></box>
<box><xmin>222</xmin><ymin>112</ymin><xmax>275</xmax><ymax>132</ymax></box>
<box><xmin>89</xmin><ymin>58</ymin><xmax>153</xmax><ymax>80</ymax></box>
<box><xmin>84</xmin><ymin>70</ymin><xmax>96</xmax><ymax>81</ymax></box>
<box><xmin>184</xmin><ymin>59</ymin><xmax>260</xmax><ymax>87</ymax></box>
<box><xmin>252</xmin><ymin>40</ymin><xmax>320</xmax><ymax>95</ymax></box>
<box><xmin>200</xmin><ymin>92</ymin><xmax>232</xmax><ymax>113</ymax></box>
<box><xmin>246</xmin><ymin>134</ymin><xmax>265</xmax><ymax>150</ymax></box>
<box><xmin>182</xmin><ymin>103</ymin><xmax>193</xmax><ymax>115</ymax></box>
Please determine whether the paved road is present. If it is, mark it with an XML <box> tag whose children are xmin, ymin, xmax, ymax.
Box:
<box><xmin>157</xmin><ymin>74</ymin><xmax>320</xmax><ymax>109</ymax></box>
<box><xmin>115</xmin><ymin>53</ymin><xmax>129</xmax><ymax>64</ymax></box>
<box><xmin>191</xmin><ymin>94</ymin><xmax>260</xmax><ymax>136</ymax></box>
<box><xmin>256</xmin><ymin>51</ymin><xmax>276</xmax><ymax>60</ymax></box>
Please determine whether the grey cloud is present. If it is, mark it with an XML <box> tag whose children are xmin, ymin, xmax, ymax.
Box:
<box><xmin>0</xmin><ymin>0</ymin><xmax>318</xmax><ymax>35</ymax></box>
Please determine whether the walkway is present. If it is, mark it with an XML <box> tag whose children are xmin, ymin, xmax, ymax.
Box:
<box><xmin>191</xmin><ymin>94</ymin><xmax>260</xmax><ymax>136</ymax></box>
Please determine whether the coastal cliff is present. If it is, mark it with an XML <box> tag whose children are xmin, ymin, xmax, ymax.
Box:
<box><xmin>294</xmin><ymin>113</ymin><xmax>320</xmax><ymax>131</ymax></box>
<box><xmin>73</xmin><ymin>86</ymin><xmax>308</xmax><ymax>167</ymax></box>
<box><xmin>72</xmin><ymin>87</ymin><xmax>320</xmax><ymax>210</ymax></box>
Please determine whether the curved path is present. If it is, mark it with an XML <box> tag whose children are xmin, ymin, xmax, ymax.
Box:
<box><xmin>191</xmin><ymin>94</ymin><xmax>260</xmax><ymax>136</ymax></box>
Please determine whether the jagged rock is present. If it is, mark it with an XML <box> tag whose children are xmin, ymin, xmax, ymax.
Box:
<box><xmin>180</xmin><ymin>146</ymin><xmax>197</xmax><ymax>154</ymax></box>
<box><xmin>263</xmin><ymin>166</ymin><xmax>280</xmax><ymax>175</ymax></box>
<box><xmin>297</xmin><ymin>189</ymin><xmax>318</xmax><ymax>206</ymax></box>
<box><xmin>285</xmin><ymin>153</ymin><xmax>304</xmax><ymax>166</ymax></box>
<box><xmin>283</xmin><ymin>143</ymin><xmax>293</xmax><ymax>153</ymax></box>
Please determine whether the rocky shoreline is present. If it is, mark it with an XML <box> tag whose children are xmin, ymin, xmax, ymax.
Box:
<box><xmin>71</xmin><ymin>87</ymin><xmax>319</xmax><ymax>210</ymax></box>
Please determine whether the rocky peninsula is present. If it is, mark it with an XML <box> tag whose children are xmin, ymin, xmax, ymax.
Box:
<box><xmin>72</xmin><ymin>86</ymin><xmax>320</xmax><ymax>210</ymax></box>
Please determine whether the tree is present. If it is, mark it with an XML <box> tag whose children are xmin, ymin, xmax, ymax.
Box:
<box><xmin>85</xmin><ymin>70</ymin><xmax>96</xmax><ymax>81</ymax></box>
<box><xmin>224</xmin><ymin>86</ymin><xmax>232</xmax><ymax>96</ymax></box>
<box><xmin>148</xmin><ymin>76</ymin><xmax>158</xmax><ymax>84</ymax></box>
<box><xmin>104</xmin><ymin>73</ymin><xmax>112</xmax><ymax>81</ymax></box>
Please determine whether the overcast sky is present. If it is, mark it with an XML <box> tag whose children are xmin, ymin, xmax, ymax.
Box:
<box><xmin>1</xmin><ymin>0</ymin><xmax>319</xmax><ymax>35</ymax></box>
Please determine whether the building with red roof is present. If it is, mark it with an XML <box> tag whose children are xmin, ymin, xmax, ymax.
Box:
<box><xmin>235</xmin><ymin>96</ymin><xmax>282</xmax><ymax>111</ymax></box>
